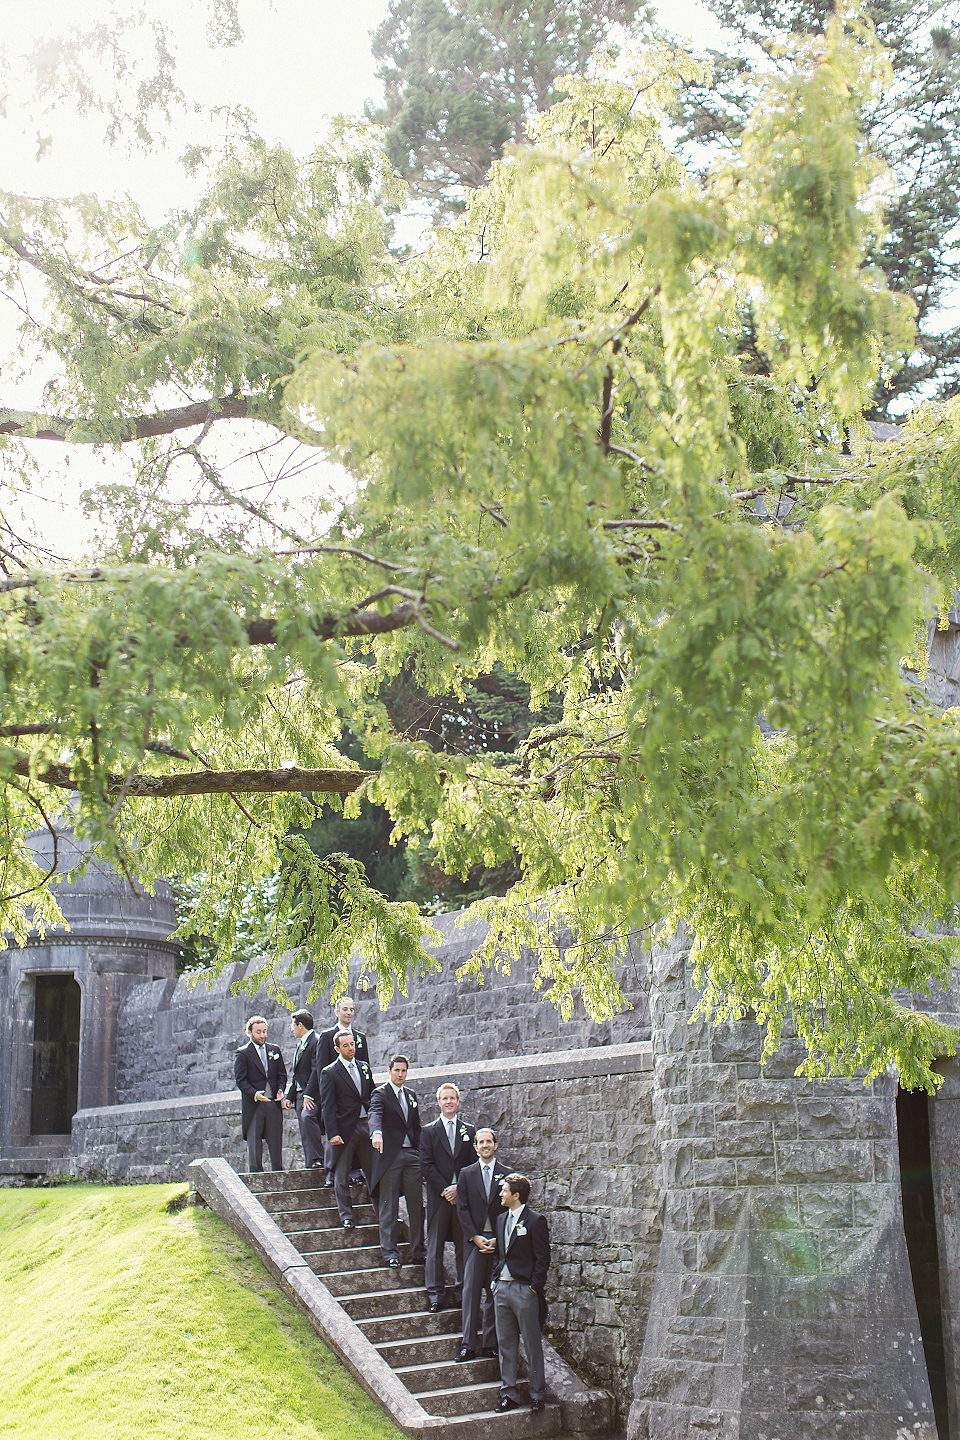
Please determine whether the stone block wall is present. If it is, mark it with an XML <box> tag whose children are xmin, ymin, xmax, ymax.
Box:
<box><xmin>628</xmin><ymin>933</ymin><xmax>937</xmax><ymax>1440</ymax></box>
<box><xmin>115</xmin><ymin>911</ymin><xmax>650</xmax><ymax>1103</ymax></box>
<box><xmin>70</xmin><ymin>1041</ymin><xmax>659</xmax><ymax>1418</ymax></box>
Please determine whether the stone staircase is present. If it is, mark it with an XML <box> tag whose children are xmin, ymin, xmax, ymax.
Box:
<box><xmin>244</xmin><ymin>1168</ymin><xmax>565</xmax><ymax>1437</ymax></box>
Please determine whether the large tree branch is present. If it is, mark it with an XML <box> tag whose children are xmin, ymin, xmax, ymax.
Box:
<box><xmin>0</xmin><ymin>396</ymin><xmax>255</xmax><ymax>443</ymax></box>
<box><xmin>4</xmin><ymin>751</ymin><xmax>372</xmax><ymax>796</ymax></box>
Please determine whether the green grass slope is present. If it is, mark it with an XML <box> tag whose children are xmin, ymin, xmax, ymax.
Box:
<box><xmin>0</xmin><ymin>1183</ymin><xmax>405</xmax><ymax>1440</ymax></box>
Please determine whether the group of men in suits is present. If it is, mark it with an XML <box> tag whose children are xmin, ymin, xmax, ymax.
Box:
<box><xmin>234</xmin><ymin>1002</ymin><xmax>551</xmax><ymax>1413</ymax></box>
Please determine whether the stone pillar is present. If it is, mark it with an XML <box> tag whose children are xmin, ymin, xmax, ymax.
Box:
<box><xmin>628</xmin><ymin>934</ymin><xmax>937</xmax><ymax>1440</ymax></box>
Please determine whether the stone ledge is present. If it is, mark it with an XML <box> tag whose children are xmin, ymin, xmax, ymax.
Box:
<box><xmin>73</xmin><ymin>1042</ymin><xmax>654</xmax><ymax>1130</ymax></box>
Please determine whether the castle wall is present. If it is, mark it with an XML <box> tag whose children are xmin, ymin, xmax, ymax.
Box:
<box><xmin>114</xmin><ymin>911</ymin><xmax>650</xmax><ymax>1103</ymax></box>
<box><xmin>70</xmin><ymin>1042</ymin><xmax>659</xmax><ymax>1417</ymax></box>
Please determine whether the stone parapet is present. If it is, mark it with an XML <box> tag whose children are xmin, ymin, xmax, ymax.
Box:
<box><xmin>114</xmin><ymin>913</ymin><xmax>650</xmax><ymax>1103</ymax></box>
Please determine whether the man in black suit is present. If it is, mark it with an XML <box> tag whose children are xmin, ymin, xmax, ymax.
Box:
<box><xmin>234</xmin><ymin>1014</ymin><xmax>287</xmax><ymax>1173</ymax></box>
<box><xmin>419</xmin><ymin>1082</ymin><xmax>476</xmax><ymax>1312</ymax></box>
<box><xmin>304</xmin><ymin>996</ymin><xmax>370</xmax><ymax>1183</ymax></box>
<box><xmin>319</xmin><ymin>1030</ymin><xmax>375</xmax><ymax>1227</ymax></box>
<box><xmin>456</xmin><ymin>1128</ymin><xmax>510</xmax><ymax>1362</ymax></box>
<box><xmin>282</xmin><ymin>1009</ymin><xmax>323</xmax><ymax>1169</ymax></box>
<box><xmin>369</xmin><ymin>1054</ymin><xmax>424</xmax><ymax>1269</ymax></box>
<box><xmin>492</xmin><ymin>1173</ymin><xmax>551</xmax><ymax>1414</ymax></box>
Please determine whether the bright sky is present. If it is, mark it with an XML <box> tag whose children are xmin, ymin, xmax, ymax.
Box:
<box><xmin>0</xmin><ymin>0</ymin><xmax>724</xmax><ymax>559</ymax></box>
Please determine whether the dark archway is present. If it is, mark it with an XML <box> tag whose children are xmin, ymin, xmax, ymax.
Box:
<box><xmin>897</xmin><ymin>1085</ymin><xmax>949</xmax><ymax>1439</ymax></box>
<box><xmin>30</xmin><ymin>974</ymin><xmax>81</xmax><ymax>1135</ymax></box>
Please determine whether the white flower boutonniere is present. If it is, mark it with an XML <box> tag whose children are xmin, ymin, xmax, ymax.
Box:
<box><xmin>514</xmin><ymin>1224</ymin><xmax>527</xmax><ymax>1238</ymax></box>
<box><xmin>459</xmin><ymin>1126</ymin><xmax>470</xmax><ymax>1141</ymax></box>
<box><xmin>409</xmin><ymin>1096</ymin><xmax>418</xmax><ymax>1108</ymax></box>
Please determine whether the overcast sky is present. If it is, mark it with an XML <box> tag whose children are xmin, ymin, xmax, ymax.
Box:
<box><xmin>0</xmin><ymin>0</ymin><xmax>724</xmax><ymax>558</ymax></box>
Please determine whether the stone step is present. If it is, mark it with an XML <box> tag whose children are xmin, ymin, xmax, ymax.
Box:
<box><xmin>287</xmin><ymin>1223</ymin><xmax>381</xmax><ymax>1252</ymax></box>
<box><xmin>418</xmin><ymin>1380</ymin><xmax>525</xmax><ymax>1418</ymax></box>
<box><xmin>303</xmin><ymin>1243</ymin><xmax>383</xmax><ymax>1275</ymax></box>
<box><xmin>340</xmin><ymin>1285</ymin><xmax>429</xmax><ymax>1321</ymax></box>
<box><xmin>376</xmin><ymin>1332</ymin><xmax>465</xmax><ymax>1369</ymax></box>
<box><xmin>322</xmin><ymin>1264</ymin><xmax>426</xmax><ymax>1296</ymax></box>
<box><xmin>269</xmin><ymin>1204</ymin><xmax>369</xmax><ymax>1229</ymax></box>
<box><xmin>427</xmin><ymin>1405</ymin><xmax>561</xmax><ymax>1439</ymax></box>
<box><xmin>241</xmin><ymin>1169</ymin><xmax>329</xmax><ymax>1193</ymax></box>
<box><xmin>358</xmin><ymin>1308</ymin><xmax>462</xmax><ymax>1344</ymax></box>
<box><xmin>259</xmin><ymin>1188</ymin><xmax>337</xmax><ymax>1214</ymax></box>
<box><xmin>395</xmin><ymin>1358</ymin><xmax>499</xmax><ymax>1394</ymax></box>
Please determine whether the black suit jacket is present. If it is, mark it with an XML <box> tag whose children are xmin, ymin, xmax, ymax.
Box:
<box><xmin>494</xmin><ymin>1205</ymin><xmax>550</xmax><ymax>1325</ymax></box>
<box><xmin>319</xmin><ymin>1056</ymin><xmax>374</xmax><ymax>1145</ymax></box>
<box><xmin>457</xmin><ymin>1158</ymin><xmax>510</xmax><ymax>1241</ymax></box>
<box><xmin>420</xmin><ymin>1116</ymin><xmax>477</xmax><ymax>1222</ymax></box>
<box><xmin>368</xmin><ymin>1083</ymin><xmax>421</xmax><ymax>1190</ymax></box>
<box><xmin>306</xmin><ymin>1026</ymin><xmax>370</xmax><ymax>1103</ymax></box>
<box><xmin>234</xmin><ymin>1040</ymin><xmax>287</xmax><ymax>1140</ymax></box>
<box><xmin>285</xmin><ymin>1030</ymin><xmax>318</xmax><ymax>1103</ymax></box>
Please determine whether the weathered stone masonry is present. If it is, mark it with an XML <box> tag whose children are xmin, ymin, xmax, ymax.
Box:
<box><xmin>72</xmin><ymin>1043</ymin><xmax>660</xmax><ymax>1417</ymax></box>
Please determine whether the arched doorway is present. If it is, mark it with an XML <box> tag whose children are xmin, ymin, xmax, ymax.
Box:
<box><xmin>30</xmin><ymin>974</ymin><xmax>81</xmax><ymax>1135</ymax></box>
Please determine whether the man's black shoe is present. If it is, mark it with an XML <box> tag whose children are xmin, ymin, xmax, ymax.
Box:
<box><xmin>531</xmin><ymin>1398</ymin><xmax>545</xmax><ymax>1412</ymax></box>
<box><xmin>386</xmin><ymin>1256</ymin><xmax>402</xmax><ymax>1269</ymax></box>
<box><xmin>429</xmin><ymin>1299</ymin><xmax>443</xmax><ymax>1313</ymax></box>
<box><xmin>496</xmin><ymin>1397</ymin><xmax>518</xmax><ymax>1413</ymax></box>
<box><xmin>480</xmin><ymin>1346</ymin><xmax>498</xmax><ymax>1359</ymax></box>
<box><xmin>348</xmin><ymin>1171</ymin><xmax>364</xmax><ymax>1185</ymax></box>
<box><xmin>342</xmin><ymin>1218</ymin><xmax>356</xmax><ymax>1229</ymax></box>
<box><xmin>456</xmin><ymin>1347</ymin><xmax>476</xmax><ymax>1363</ymax></box>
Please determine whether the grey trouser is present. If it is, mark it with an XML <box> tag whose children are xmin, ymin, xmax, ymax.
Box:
<box><xmin>425</xmin><ymin>1199</ymin><xmax>464</xmax><ymax>1304</ymax></box>
<box><xmin>333</xmin><ymin>1120</ymin><xmax>373</xmax><ymax>1223</ymax></box>
<box><xmin>296</xmin><ymin>1096</ymin><xmax>325</xmax><ymax>1168</ymax></box>
<box><xmin>247</xmin><ymin>1099</ymin><xmax>283</xmax><ymax>1172</ymax></box>
<box><xmin>461</xmin><ymin>1243</ymin><xmax>497</xmax><ymax>1351</ymax></box>
<box><xmin>376</xmin><ymin>1148</ymin><xmax>424</xmax><ymax>1261</ymax></box>
<box><xmin>494</xmin><ymin>1278</ymin><xmax>545</xmax><ymax>1403</ymax></box>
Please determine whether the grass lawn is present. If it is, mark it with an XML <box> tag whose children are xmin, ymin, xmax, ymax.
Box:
<box><xmin>0</xmin><ymin>1183</ymin><xmax>406</xmax><ymax>1440</ymax></box>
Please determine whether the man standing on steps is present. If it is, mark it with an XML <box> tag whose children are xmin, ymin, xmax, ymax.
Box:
<box><xmin>456</xmin><ymin>1128</ymin><xmax>509</xmax><ymax>1362</ymax></box>
<box><xmin>369</xmin><ymin>1054</ymin><xmax>425</xmax><ymax>1270</ymax></box>
<box><xmin>305</xmin><ymin>996</ymin><xmax>370</xmax><ymax>1184</ymax></box>
<box><xmin>419</xmin><ymin>1082</ymin><xmax>476</xmax><ymax>1313</ymax></box>
<box><xmin>319</xmin><ymin>1030</ymin><xmax>375</xmax><ymax>1229</ymax></box>
<box><xmin>492</xmin><ymin>1173</ymin><xmax>550</xmax><ymax>1415</ymax></box>
<box><xmin>234</xmin><ymin>1015</ymin><xmax>287</xmax><ymax>1173</ymax></box>
<box><xmin>282</xmin><ymin>1009</ymin><xmax>323</xmax><ymax>1170</ymax></box>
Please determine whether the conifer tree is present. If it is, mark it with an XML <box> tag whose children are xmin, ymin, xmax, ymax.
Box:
<box><xmin>669</xmin><ymin>0</ymin><xmax>960</xmax><ymax>415</ymax></box>
<box><xmin>4</xmin><ymin>13</ymin><xmax>960</xmax><ymax>1085</ymax></box>
<box><xmin>367</xmin><ymin>0</ymin><xmax>650</xmax><ymax>213</ymax></box>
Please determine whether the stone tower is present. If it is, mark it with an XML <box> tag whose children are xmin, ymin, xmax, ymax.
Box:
<box><xmin>0</xmin><ymin>826</ymin><xmax>178</xmax><ymax>1175</ymax></box>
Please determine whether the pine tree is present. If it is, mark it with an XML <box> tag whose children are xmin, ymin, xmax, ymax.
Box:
<box><xmin>669</xmin><ymin>0</ymin><xmax>960</xmax><ymax>416</ymax></box>
<box><xmin>368</xmin><ymin>0</ymin><xmax>650</xmax><ymax>214</ymax></box>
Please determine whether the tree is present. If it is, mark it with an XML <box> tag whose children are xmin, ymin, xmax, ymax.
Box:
<box><xmin>4</xmin><ymin>11</ymin><xmax>960</xmax><ymax>1086</ymax></box>
<box><xmin>667</xmin><ymin>0</ymin><xmax>960</xmax><ymax>417</ymax></box>
<box><xmin>367</xmin><ymin>0</ymin><xmax>650</xmax><ymax>214</ymax></box>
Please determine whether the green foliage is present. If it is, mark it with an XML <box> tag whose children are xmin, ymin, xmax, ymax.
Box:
<box><xmin>0</xmin><ymin>1184</ymin><xmax>405</xmax><ymax>1440</ymax></box>
<box><xmin>4</xmin><ymin>15</ymin><xmax>960</xmax><ymax>1084</ymax></box>
<box><xmin>668</xmin><ymin>0</ymin><xmax>960</xmax><ymax>415</ymax></box>
<box><xmin>367</xmin><ymin>0</ymin><xmax>651</xmax><ymax>214</ymax></box>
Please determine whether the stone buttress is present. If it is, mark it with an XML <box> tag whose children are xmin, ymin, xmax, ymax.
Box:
<box><xmin>628</xmin><ymin>934</ymin><xmax>937</xmax><ymax>1440</ymax></box>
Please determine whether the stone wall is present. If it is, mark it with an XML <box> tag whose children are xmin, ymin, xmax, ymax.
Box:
<box><xmin>71</xmin><ymin>1041</ymin><xmax>659</xmax><ymax>1418</ymax></box>
<box><xmin>628</xmin><ymin>933</ymin><xmax>938</xmax><ymax>1440</ymax></box>
<box><xmin>115</xmin><ymin>911</ymin><xmax>650</xmax><ymax>1103</ymax></box>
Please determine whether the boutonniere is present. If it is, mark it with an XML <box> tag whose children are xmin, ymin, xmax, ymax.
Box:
<box><xmin>360</xmin><ymin>1062</ymin><xmax>371</xmax><ymax>1075</ymax></box>
<box><xmin>514</xmin><ymin>1224</ymin><xmax>527</xmax><ymax>1238</ymax></box>
<box><xmin>459</xmin><ymin>1126</ymin><xmax>470</xmax><ymax>1140</ymax></box>
<box><xmin>269</xmin><ymin>1051</ymin><xmax>280</xmax><ymax>1059</ymax></box>
<box><xmin>409</xmin><ymin>1096</ymin><xmax>418</xmax><ymax>1108</ymax></box>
